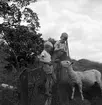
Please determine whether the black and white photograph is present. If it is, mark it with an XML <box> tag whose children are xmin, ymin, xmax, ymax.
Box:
<box><xmin>0</xmin><ymin>0</ymin><xmax>102</xmax><ymax>105</ymax></box>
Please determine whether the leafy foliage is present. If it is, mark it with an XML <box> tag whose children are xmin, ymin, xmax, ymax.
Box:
<box><xmin>12</xmin><ymin>0</ymin><xmax>37</xmax><ymax>8</ymax></box>
<box><xmin>0</xmin><ymin>0</ymin><xmax>44</xmax><ymax>105</ymax></box>
<box><xmin>48</xmin><ymin>37</ymin><xmax>56</xmax><ymax>55</ymax></box>
<box><xmin>48</xmin><ymin>37</ymin><xmax>56</xmax><ymax>45</ymax></box>
<box><xmin>0</xmin><ymin>0</ymin><xmax>44</xmax><ymax>71</ymax></box>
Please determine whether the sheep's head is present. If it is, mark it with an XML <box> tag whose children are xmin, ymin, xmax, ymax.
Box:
<box><xmin>61</xmin><ymin>60</ymin><xmax>73</xmax><ymax>68</ymax></box>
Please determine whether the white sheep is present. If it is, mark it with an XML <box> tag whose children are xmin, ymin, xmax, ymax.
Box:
<box><xmin>61</xmin><ymin>60</ymin><xmax>102</xmax><ymax>100</ymax></box>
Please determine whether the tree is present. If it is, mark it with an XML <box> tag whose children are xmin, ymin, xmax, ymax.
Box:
<box><xmin>48</xmin><ymin>37</ymin><xmax>56</xmax><ymax>45</ymax></box>
<box><xmin>0</xmin><ymin>0</ymin><xmax>44</xmax><ymax>68</ymax></box>
<box><xmin>0</xmin><ymin>0</ymin><xmax>44</xmax><ymax>105</ymax></box>
<box><xmin>48</xmin><ymin>37</ymin><xmax>56</xmax><ymax>55</ymax></box>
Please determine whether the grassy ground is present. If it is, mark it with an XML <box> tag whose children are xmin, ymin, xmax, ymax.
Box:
<box><xmin>32</xmin><ymin>91</ymin><xmax>102</xmax><ymax>105</ymax></box>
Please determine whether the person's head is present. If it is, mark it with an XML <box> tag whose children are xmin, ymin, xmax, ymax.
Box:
<box><xmin>44</xmin><ymin>41</ymin><xmax>53</xmax><ymax>52</ymax></box>
<box><xmin>60</xmin><ymin>32</ymin><xmax>68</xmax><ymax>43</ymax></box>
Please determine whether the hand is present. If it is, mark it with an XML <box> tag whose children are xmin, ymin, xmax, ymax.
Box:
<box><xmin>49</xmin><ymin>62</ymin><xmax>52</xmax><ymax>66</ymax></box>
<box><xmin>52</xmin><ymin>59</ymin><xmax>60</xmax><ymax>63</ymax></box>
<box><xmin>55</xmin><ymin>59</ymin><xmax>60</xmax><ymax>62</ymax></box>
<box><xmin>60</xmin><ymin>49</ymin><xmax>65</xmax><ymax>52</ymax></box>
<box><xmin>43</xmin><ymin>61</ymin><xmax>52</xmax><ymax>66</ymax></box>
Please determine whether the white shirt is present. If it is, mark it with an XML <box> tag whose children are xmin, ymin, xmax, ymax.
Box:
<box><xmin>39</xmin><ymin>50</ymin><xmax>53</xmax><ymax>74</ymax></box>
<box><xmin>54</xmin><ymin>41</ymin><xmax>67</xmax><ymax>52</ymax></box>
<box><xmin>39</xmin><ymin>50</ymin><xmax>51</xmax><ymax>62</ymax></box>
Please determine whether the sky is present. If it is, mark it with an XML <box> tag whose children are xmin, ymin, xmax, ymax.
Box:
<box><xmin>0</xmin><ymin>0</ymin><xmax>102</xmax><ymax>62</ymax></box>
<box><xmin>27</xmin><ymin>0</ymin><xmax>102</xmax><ymax>62</ymax></box>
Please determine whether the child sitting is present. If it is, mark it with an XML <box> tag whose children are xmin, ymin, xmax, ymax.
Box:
<box><xmin>54</xmin><ymin>32</ymin><xmax>70</xmax><ymax>57</ymax></box>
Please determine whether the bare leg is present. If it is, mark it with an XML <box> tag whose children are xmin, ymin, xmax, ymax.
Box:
<box><xmin>45</xmin><ymin>76</ymin><xmax>51</xmax><ymax>96</ymax></box>
<box><xmin>78</xmin><ymin>84</ymin><xmax>84</xmax><ymax>100</ymax></box>
<box><xmin>45</xmin><ymin>97</ymin><xmax>52</xmax><ymax>105</ymax></box>
<box><xmin>96</xmin><ymin>73</ymin><xmax>102</xmax><ymax>95</ymax></box>
<box><xmin>96</xmin><ymin>75</ymin><xmax>102</xmax><ymax>95</ymax></box>
<box><xmin>98</xmin><ymin>80</ymin><xmax>102</xmax><ymax>94</ymax></box>
<box><xmin>52</xmin><ymin>72</ymin><xmax>56</xmax><ymax>83</ymax></box>
<box><xmin>71</xmin><ymin>87</ymin><xmax>75</xmax><ymax>100</ymax></box>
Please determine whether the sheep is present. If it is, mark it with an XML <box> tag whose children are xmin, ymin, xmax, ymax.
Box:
<box><xmin>61</xmin><ymin>60</ymin><xmax>102</xmax><ymax>100</ymax></box>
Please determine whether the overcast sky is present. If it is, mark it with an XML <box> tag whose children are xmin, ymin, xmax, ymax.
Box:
<box><xmin>26</xmin><ymin>0</ymin><xmax>102</xmax><ymax>62</ymax></box>
<box><xmin>27</xmin><ymin>0</ymin><xmax>102</xmax><ymax>62</ymax></box>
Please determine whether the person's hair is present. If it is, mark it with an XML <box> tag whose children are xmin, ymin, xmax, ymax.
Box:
<box><xmin>44</xmin><ymin>44</ymin><xmax>51</xmax><ymax>49</ymax></box>
<box><xmin>61</xmin><ymin>32</ymin><xmax>68</xmax><ymax>40</ymax></box>
<box><xmin>64</xmin><ymin>37</ymin><xmax>68</xmax><ymax>40</ymax></box>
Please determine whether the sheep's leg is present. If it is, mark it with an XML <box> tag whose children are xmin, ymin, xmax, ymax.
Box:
<box><xmin>96</xmin><ymin>75</ymin><xmax>102</xmax><ymax>94</ymax></box>
<box><xmin>71</xmin><ymin>87</ymin><xmax>75</xmax><ymax>100</ymax></box>
<box><xmin>78</xmin><ymin>84</ymin><xmax>84</xmax><ymax>101</ymax></box>
<box><xmin>98</xmin><ymin>79</ymin><xmax>102</xmax><ymax>94</ymax></box>
<box><xmin>99</xmin><ymin>82</ymin><xmax>102</xmax><ymax>94</ymax></box>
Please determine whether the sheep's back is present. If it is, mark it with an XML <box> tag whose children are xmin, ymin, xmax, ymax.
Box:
<box><xmin>76</xmin><ymin>69</ymin><xmax>99</xmax><ymax>88</ymax></box>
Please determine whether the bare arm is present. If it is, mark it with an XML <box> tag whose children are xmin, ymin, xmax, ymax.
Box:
<box><xmin>54</xmin><ymin>41</ymin><xmax>61</xmax><ymax>51</ymax></box>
